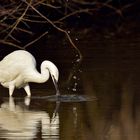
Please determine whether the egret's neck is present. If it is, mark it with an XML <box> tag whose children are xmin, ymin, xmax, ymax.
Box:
<box><xmin>40</xmin><ymin>63</ymin><xmax>50</xmax><ymax>83</ymax></box>
<box><xmin>25</xmin><ymin>65</ymin><xmax>50</xmax><ymax>84</ymax></box>
<box><xmin>25</xmin><ymin>60</ymin><xmax>58</xmax><ymax>84</ymax></box>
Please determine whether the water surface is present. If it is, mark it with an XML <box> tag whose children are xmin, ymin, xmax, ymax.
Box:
<box><xmin>0</xmin><ymin>28</ymin><xmax>140</xmax><ymax>140</ymax></box>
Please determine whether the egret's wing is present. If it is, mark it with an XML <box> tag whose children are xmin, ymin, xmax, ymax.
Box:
<box><xmin>0</xmin><ymin>66</ymin><xmax>19</xmax><ymax>83</ymax></box>
<box><xmin>0</xmin><ymin>50</ymin><xmax>37</xmax><ymax>83</ymax></box>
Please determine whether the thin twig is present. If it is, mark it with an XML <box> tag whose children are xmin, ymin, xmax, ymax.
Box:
<box><xmin>22</xmin><ymin>0</ymin><xmax>83</xmax><ymax>61</ymax></box>
<box><xmin>9</xmin><ymin>34</ymin><xmax>21</xmax><ymax>43</ymax></box>
<box><xmin>54</xmin><ymin>8</ymin><xmax>97</xmax><ymax>23</ymax></box>
<box><xmin>23</xmin><ymin>18</ymin><xmax>47</xmax><ymax>23</ymax></box>
<box><xmin>0</xmin><ymin>23</ymin><xmax>32</xmax><ymax>35</ymax></box>
<box><xmin>23</xmin><ymin>31</ymin><xmax>48</xmax><ymax>49</ymax></box>
<box><xmin>0</xmin><ymin>40</ymin><xmax>23</xmax><ymax>49</ymax></box>
<box><xmin>72</xmin><ymin>0</ymin><xmax>97</xmax><ymax>5</ymax></box>
<box><xmin>37</xmin><ymin>1</ymin><xmax>61</xmax><ymax>9</ymax></box>
<box><xmin>0</xmin><ymin>3</ymin><xmax>22</xmax><ymax>23</ymax></box>
<box><xmin>97</xmin><ymin>1</ymin><xmax>123</xmax><ymax>16</ymax></box>
<box><xmin>4</xmin><ymin>0</ymin><xmax>31</xmax><ymax>40</ymax></box>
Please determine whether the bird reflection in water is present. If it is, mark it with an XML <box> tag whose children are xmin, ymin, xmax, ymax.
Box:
<box><xmin>0</xmin><ymin>97</ymin><xmax>59</xmax><ymax>139</ymax></box>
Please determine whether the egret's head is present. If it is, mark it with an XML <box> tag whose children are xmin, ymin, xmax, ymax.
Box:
<box><xmin>45</xmin><ymin>60</ymin><xmax>59</xmax><ymax>94</ymax></box>
<box><xmin>41</xmin><ymin>60</ymin><xmax>59</xmax><ymax>83</ymax></box>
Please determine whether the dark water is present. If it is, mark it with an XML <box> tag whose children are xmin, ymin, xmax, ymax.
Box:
<box><xmin>0</xmin><ymin>28</ymin><xmax>140</xmax><ymax>140</ymax></box>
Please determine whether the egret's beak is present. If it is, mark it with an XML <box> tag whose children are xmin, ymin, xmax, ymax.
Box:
<box><xmin>51</xmin><ymin>75</ymin><xmax>60</xmax><ymax>96</ymax></box>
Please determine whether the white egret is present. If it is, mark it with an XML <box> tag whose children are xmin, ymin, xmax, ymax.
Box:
<box><xmin>0</xmin><ymin>50</ymin><xmax>59</xmax><ymax>97</ymax></box>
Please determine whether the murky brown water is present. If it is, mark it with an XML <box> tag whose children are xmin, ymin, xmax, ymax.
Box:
<box><xmin>0</xmin><ymin>28</ymin><xmax>140</xmax><ymax>140</ymax></box>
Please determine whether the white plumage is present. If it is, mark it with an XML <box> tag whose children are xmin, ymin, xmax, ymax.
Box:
<box><xmin>0</xmin><ymin>50</ymin><xmax>59</xmax><ymax>97</ymax></box>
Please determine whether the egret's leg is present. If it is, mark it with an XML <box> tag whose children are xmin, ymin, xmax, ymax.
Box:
<box><xmin>24</xmin><ymin>96</ymin><xmax>31</xmax><ymax>106</ymax></box>
<box><xmin>24</xmin><ymin>84</ymin><xmax>31</xmax><ymax>97</ymax></box>
<box><xmin>9</xmin><ymin>97</ymin><xmax>15</xmax><ymax>111</ymax></box>
<box><xmin>9</xmin><ymin>84</ymin><xmax>15</xmax><ymax>97</ymax></box>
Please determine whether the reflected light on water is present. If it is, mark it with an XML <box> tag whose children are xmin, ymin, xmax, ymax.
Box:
<box><xmin>0</xmin><ymin>97</ymin><xmax>59</xmax><ymax>140</ymax></box>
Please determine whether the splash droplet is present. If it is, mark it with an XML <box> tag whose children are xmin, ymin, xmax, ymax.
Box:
<box><xmin>68</xmin><ymin>30</ymin><xmax>70</xmax><ymax>34</ymax></box>
<box><xmin>72</xmin><ymin>88</ymin><xmax>77</xmax><ymax>91</ymax></box>
<box><xmin>76</xmin><ymin>59</ymin><xmax>80</xmax><ymax>62</ymax></box>
<box><xmin>73</xmin><ymin>76</ymin><xmax>77</xmax><ymax>79</ymax></box>
<box><xmin>74</xmin><ymin>83</ymin><xmax>78</xmax><ymax>86</ymax></box>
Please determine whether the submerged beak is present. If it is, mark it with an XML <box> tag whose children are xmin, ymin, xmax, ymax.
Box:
<box><xmin>51</xmin><ymin>75</ymin><xmax>60</xmax><ymax>96</ymax></box>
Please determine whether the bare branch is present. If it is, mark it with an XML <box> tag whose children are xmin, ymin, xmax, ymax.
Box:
<box><xmin>0</xmin><ymin>40</ymin><xmax>23</xmax><ymax>49</ymax></box>
<box><xmin>4</xmin><ymin>1</ymin><xmax>31</xmax><ymax>40</ymax></box>
<box><xmin>54</xmin><ymin>8</ymin><xmax>97</xmax><ymax>23</ymax></box>
<box><xmin>23</xmin><ymin>31</ymin><xmax>48</xmax><ymax>49</ymax></box>
<box><xmin>22</xmin><ymin>0</ymin><xmax>83</xmax><ymax>61</ymax></box>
